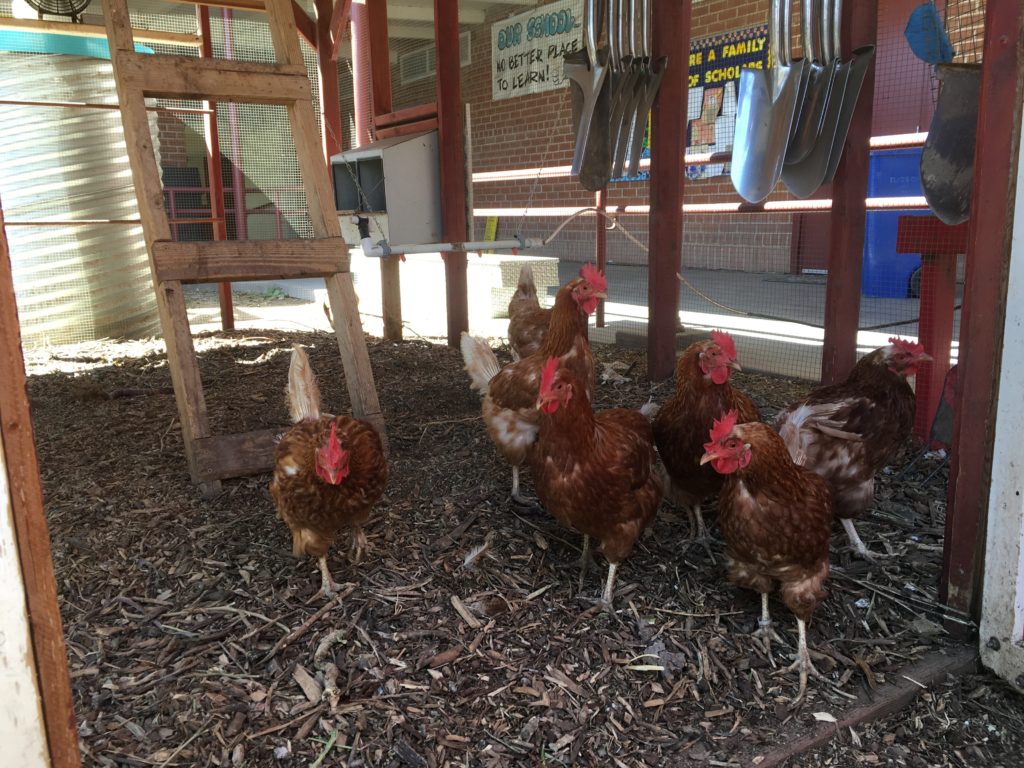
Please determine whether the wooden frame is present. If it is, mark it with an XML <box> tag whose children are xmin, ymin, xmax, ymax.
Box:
<box><xmin>102</xmin><ymin>0</ymin><xmax>386</xmax><ymax>494</ymax></box>
<box><xmin>0</xmin><ymin>200</ymin><xmax>81</xmax><ymax>766</ymax></box>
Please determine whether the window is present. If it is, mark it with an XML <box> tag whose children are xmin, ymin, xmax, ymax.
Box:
<box><xmin>398</xmin><ymin>31</ymin><xmax>471</xmax><ymax>85</ymax></box>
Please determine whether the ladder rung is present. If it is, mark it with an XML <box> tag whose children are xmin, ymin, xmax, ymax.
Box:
<box><xmin>118</xmin><ymin>52</ymin><xmax>311</xmax><ymax>104</ymax></box>
<box><xmin>192</xmin><ymin>428</ymin><xmax>282</xmax><ymax>481</ymax></box>
<box><xmin>153</xmin><ymin>238</ymin><xmax>350</xmax><ymax>283</ymax></box>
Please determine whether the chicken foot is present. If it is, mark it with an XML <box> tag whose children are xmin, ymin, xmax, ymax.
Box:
<box><xmin>752</xmin><ymin>593</ymin><xmax>785</xmax><ymax>661</ymax></box>
<box><xmin>318</xmin><ymin>556</ymin><xmax>343</xmax><ymax>598</ymax></box>
<box><xmin>349</xmin><ymin>527</ymin><xmax>368</xmax><ymax>564</ymax></box>
<box><xmin>510</xmin><ymin>465</ymin><xmax>538</xmax><ymax>507</ymax></box>
<box><xmin>841</xmin><ymin>518</ymin><xmax>879</xmax><ymax>562</ymax></box>
<box><xmin>578</xmin><ymin>535</ymin><xmax>592</xmax><ymax>591</ymax></box>
<box><xmin>685</xmin><ymin>504</ymin><xmax>717</xmax><ymax>563</ymax></box>
<box><xmin>775</xmin><ymin>617</ymin><xmax>825</xmax><ymax>703</ymax></box>
<box><xmin>600</xmin><ymin>561</ymin><xmax>619</xmax><ymax>608</ymax></box>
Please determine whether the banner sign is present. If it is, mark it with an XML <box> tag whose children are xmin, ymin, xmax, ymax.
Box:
<box><xmin>491</xmin><ymin>0</ymin><xmax>584</xmax><ymax>101</ymax></box>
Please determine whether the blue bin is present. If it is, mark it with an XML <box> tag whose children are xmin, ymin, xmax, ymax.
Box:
<box><xmin>862</xmin><ymin>148</ymin><xmax>929</xmax><ymax>298</ymax></box>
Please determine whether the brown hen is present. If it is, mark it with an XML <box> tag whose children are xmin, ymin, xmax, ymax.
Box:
<box><xmin>270</xmin><ymin>346</ymin><xmax>388</xmax><ymax>597</ymax></box>
<box><xmin>530</xmin><ymin>357</ymin><xmax>663</xmax><ymax>606</ymax></box>
<box><xmin>461</xmin><ymin>264</ymin><xmax>607</xmax><ymax>503</ymax></box>
<box><xmin>507</xmin><ymin>264</ymin><xmax>550</xmax><ymax>359</ymax></box>
<box><xmin>702</xmin><ymin>412</ymin><xmax>833</xmax><ymax>700</ymax></box>
<box><xmin>652</xmin><ymin>331</ymin><xmax>760</xmax><ymax>538</ymax></box>
<box><xmin>773</xmin><ymin>338</ymin><xmax>931</xmax><ymax>559</ymax></box>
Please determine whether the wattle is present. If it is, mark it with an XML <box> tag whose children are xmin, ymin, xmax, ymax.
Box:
<box><xmin>579</xmin><ymin>296</ymin><xmax>599</xmax><ymax>315</ymax></box>
<box><xmin>709</xmin><ymin>365</ymin><xmax>730</xmax><ymax>385</ymax></box>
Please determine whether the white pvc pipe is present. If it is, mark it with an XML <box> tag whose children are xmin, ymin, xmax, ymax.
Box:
<box><xmin>359</xmin><ymin>236</ymin><xmax>544</xmax><ymax>258</ymax></box>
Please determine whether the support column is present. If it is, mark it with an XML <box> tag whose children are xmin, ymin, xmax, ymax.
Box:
<box><xmin>647</xmin><ymin>0</ymin><xmax>692</xmax><ymax>380</ymax></box>
<box><xmin>366</xmin><ymin>0</ymin><xmax>403</xmax><ymax>341</ymax></box>
<box><xmin>315</xmin><ymin>0</ymin><xmax>343</xmax><ymax>159</ymax></box>
<box><xmin>820</xmin><ymin>1</ymin><xmax>878</xmax><ymax>384</ymax></box>
<box><xmin>942</xmin><ymin>0</ymin><xmax>1024</xmax><ymax>622</ymax></box>
<box><xmin>434</xmin><ymin>0</ymin><xmax>468</xmax><ymax>347</ymax></box>
<box><xmin>198</xmin><ymin>6</ymin><xmax>233</xmax><ymax>331</ymax></box>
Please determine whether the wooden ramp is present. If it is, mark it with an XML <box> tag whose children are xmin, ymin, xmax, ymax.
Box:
<box><xmin>102</xmin><ymin>0</ymin><xmax>385</xmax><ymax>496</ymax></box>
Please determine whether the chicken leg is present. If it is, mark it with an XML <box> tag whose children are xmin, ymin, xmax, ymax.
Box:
<box><xmin>601</xmin><ymin>561</ymin><xmax>619</xmax><ymax>608</ymax></box>
<box><xmin>841</xmin><ymin>518</ymin><xmax>877</xmax><ymax>561</ymax></box>
<box><xmin>578</xmin><ymin>535</ymin><xmax>592</xmax><ymax>591</ymax></box>
<box><xmin>777</xmin><ymin>617</ymin><xmax>824</xmax><ymax>702</ymax></box>
<box><xmin>752</xmin><ymin>592</ymin><xmax>784</xmax><ymax>659</ymax></box>
<box><xmin>349</xmin><ymin>527</ymin><xmax>368</xmax><ymax>564</ymax></box>
<box><xmin>318</xmin><ymin>556</ymin><xmax>342</xmax><ymax>598</ymax></box>
<box><xmin>510</xmin><ymin>465</ymin><xmax>533</xmax><ymax>506</ymax></box>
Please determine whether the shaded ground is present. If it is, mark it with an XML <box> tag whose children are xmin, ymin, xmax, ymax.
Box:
<box><xmin>24</xmin><ymin>291</ymin><xmax>1021</xmax><ymax>767</ymax></box>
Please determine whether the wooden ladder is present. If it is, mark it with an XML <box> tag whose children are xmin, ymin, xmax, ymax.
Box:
<box><xmin>102</xmin><ymin>0</ymin><xmax>385</xmax><ymax>496</ymax></box>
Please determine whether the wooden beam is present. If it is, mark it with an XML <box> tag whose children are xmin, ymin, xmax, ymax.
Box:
<box><xmin>943</xmin><ymin>0</ymin><xmax>1024</xmax><ymax>622</ymax></box>
<box><xmin>434</xmin><ymin>0</ymin><xmax>468</xmax><ymax>347</ymax></box>
<box><xmin>164</xmin><ymin>0</ymin><xmax>264</xmax><ymax>11</ymax></box>
<box><xmin>291</xmin><ymin>0</ymin><xmax>317</xmax><ymax>48</ymax></box>
<box><xmin>374</xmin><ymin>117</ymin><xmax>437</xmax><ymax>139</ymax></box>
<box><xmin>116</xmin><ymin>51</ymin><xmax>312</xmax><ymax>104</ymax></box>
<box><xmin>198</xmin><ymin>5</ymin><xmax>234</xmax><ymax>332</ymax></box>
<box><xmin>331</xmin><ymin>0</ymin><xmax>353</xmax><ymax>61</ymax></box>
<box><xmin>0</xmin><ymin>16</ymin><xmax>201</xmax><ymax>47</ymax></box>
<box><xmin>366</xmin><ymin>0</ymin><xmax>403</xmax><ymax>343</ymax></box>
<box><xmin>375</xmin><ymin>103</ymin><xmax>437</xmax><ymax>128</ymax></box>
<box><xmin>820</xmin><ymin>2</ymin><xmax>878</xmax><ymax>384</ymax></box>
<box><xmin>191</xmin><ymin>428</ymin><xmax>282</xmax><ymax>480</ymax></box>
<box><xmin>153</xmin><ymin>239</ymin><xmax>349</xmax><ymax>283</ymax></box>
<box><xmin>315</xmin><ymin>0</ymin><xmax>343</xmax><ymax>158</ymax></box>
<box><xmin>388</xmin><ymin>4</ymin><xmax>484</xmax><ymax>24</ymax></box>
<box><xmin>0</xmin><ymin>199</ymin><xmax>82</xmax><ymax>768</ymax></box>
<box><xmin>647</xmin><ymin>0</ymin><xmax>691</xmax><ymax>380</ymax></box>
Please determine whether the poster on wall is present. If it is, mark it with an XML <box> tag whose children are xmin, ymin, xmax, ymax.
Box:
<box><xmin>612</xmin><ymin>24</ymin><xmax>769</xmax><ymax>183</ymax></box>
<box><xmin>491</xmin><ymin>0</ymin><xmax>585</xmax><ymax>102</ymax></box>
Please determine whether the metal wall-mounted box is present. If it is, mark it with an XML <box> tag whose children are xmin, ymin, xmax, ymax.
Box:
<box><xmin>330</xmin><ymin>130</ymin><xmax>442</xmax><ymax>247</ymax></box>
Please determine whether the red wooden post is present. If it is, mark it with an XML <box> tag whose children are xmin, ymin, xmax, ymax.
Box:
<box><xmin>198</xmin><ymin>6</ymin><xmax>234</xmax><ymax>331</ymax></box>
<box><xmin>315</xmin><ymin>0</ymin><xmax>343</xmax><ymax>159</ymax></box>
<box><xmin>895</xmin><ymin>216</ymin><xmax>968</xmax><ymax>440</ymax></box>
<box><xmin>647</xmin><ymin>0</ymin><xmax>691</xmax><ymax>380</ymax></box>
<box><xmin>595</xmin><ymin>189</ymin><xmax>606</xmax><ymax>328</ymax></box>
<box><xmin>942</xmin><ymin>0</ymin><xmax>1024</xmax><ymax>622</ymax></box>
<box><xmin>434</xmin><ymin>0</ymin><xmax>469</xmax><ymax>347</ymax></box>
<box><xmin>820</xmin><ymin>0</ymin><xmax>878</xmax><ymax>384</ymax></box>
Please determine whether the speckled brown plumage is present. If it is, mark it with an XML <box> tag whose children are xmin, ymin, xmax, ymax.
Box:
<box><xmin>653</xmin><ymin>340</ymin><xmax>760</xmax><ymax>509</ymax></box>
<box><xmin>270</xmin><ymin>416</ymin><xmax>387</xmax><ymax>571</ymax></box>
<box><xmin>507</xmin><ymin>265</ymin><xmax>550</xmax><ymax>359</ymax></box>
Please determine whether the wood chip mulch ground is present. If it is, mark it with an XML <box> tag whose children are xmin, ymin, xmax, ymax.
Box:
<box><xmin>23</xmin><ymin>301</ymin><xmax>1023</xmax><ymax>767</ymax></box>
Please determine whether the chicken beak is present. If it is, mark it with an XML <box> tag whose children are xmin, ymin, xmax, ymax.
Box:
<box><xmin>595</xmin><ymin>291</ymin><xmax>608</xmax><ymax>300</ymax></box>
<box><xmin>728</xmin><ymin>360</ymin><xmax>743</xmax><ymax>372</ymax></box>
<box><xmin>917</xmin><ymin>352</ymin><xmax>934</xmax><ymax>363</ymax></box>
<box><xmin>699</xmin><ymin>451</ymin><xmax>716</xmax><ymax>466</ymax></box>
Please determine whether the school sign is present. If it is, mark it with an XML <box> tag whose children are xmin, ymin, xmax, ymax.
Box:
<box><xmin>491</xmin><ymin>0</ymin><xmax>584</xmax><ymax>101</ymax></box>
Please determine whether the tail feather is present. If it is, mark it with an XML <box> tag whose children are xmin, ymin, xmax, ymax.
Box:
<box><xmin>460</xmin><ymin>332</ymin><xmax>502</xmax><ymax>395</ymax></box>
<box><xmin>287</xmin><ymin>344</ymin><xmax>322</xmax><ymax>423</ymax></box>
<box><xmin>516</xmin><ymin>264</ymin><xmax>537</xmax><ymax>299</ymax></box>
<box><xmin>639</xmin><ymin>398</ymin><xmax>660</xmax><ymax>420</ymax></box>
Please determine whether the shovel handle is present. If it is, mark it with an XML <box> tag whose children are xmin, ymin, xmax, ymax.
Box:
<box><xmin>802</xmin><ymin>0</ymin><xmax>823</xmax><ymax>62</ymax></box>
<box><xmin>585</xmin><ymin>0</ymin><xmax>599</xmax><ymax>66</ymax></box>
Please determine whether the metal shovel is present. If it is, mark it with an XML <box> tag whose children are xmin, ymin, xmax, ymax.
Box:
<box><xmin>786</xmin><ymin>0</ymin><xmax>837</xmax><ymax>163</ymax></box>
<box><xmin>623</xmin><ymin>0</ymin><xmax>666</xmax><ymax>178</ymax></box>
<box><xmin>730</xmin><ymin>0</ymin><xmax>806</xmax><ymax>203</ymax></box>
<box><xmin>567</xmin><ymin>0</ymin><xmax>609</xmax><ymax>176</ymax></box>
<box><xmin>611</xmin><ymin>0</ymin><xmax>649</xmax><ymax>177</ymax></box>
<box><xmin>919</xmin><ymin>63</ymin><xmax>980</xmax><ymax>225</ymax></box>
<box><xmin>607</xmin><ymin>0</ymin><xmax>644</xmax><ymax>178</ymax></box>
<box><xmin>820</xmin><ymin>0</ymin><xmax>875</xmax><ymax>185</ymax></box>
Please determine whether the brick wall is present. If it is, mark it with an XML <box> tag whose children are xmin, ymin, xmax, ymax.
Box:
<box><xmin>156</xmin><ymin>112</ymin><xmax>189</xmax><ymax>168</ymax></box>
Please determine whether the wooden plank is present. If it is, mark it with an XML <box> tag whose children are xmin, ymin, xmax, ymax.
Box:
<box><xmin>914</xmin><ymin>252</ymin><xmax>956</xmax><ymax>441</ymax></box>
<box><xmin>291</xmin><ymin>0</ymin><xmax>317</xmax><ymax>47</ymax></box>
<box><xmin>117</xmin><ymin>51</ymin><xmax>311</xmax><ymax>104</ymax></box>
<box><xmin>381</xmin><ymin>256</ymin><xmax>403</xmax><ymax>341</ymax></box>
<box><xmin>820</xmin><ymin>1</ymin><xmax>878</xmax><ymax>385</ymax></box>
<box><xmin>753</xmin><ymin>646</ymin><xmax>978</xmax><ymax>768</ymax></box>
<box><xmin>166</xmin><ymin>0</ymin><xmax>264</xmax><ymax>11</ymax></box>
<box><xmin>374</xmin><ymin>118</ymin><xmax>438</xmax><ymax>140</ymax></box>
<box><xmin>434</xmin><ymin>0</ymin><xmax>469</xmax><ymax>347</ymax></box>
<box><xmin>375</xmin><ymin>103</ymin><xmax>438</xmax><ymax>129</ymax></box>
<box><xmin>152</xmin><ymin>238</ymin><xmax>349</xmax><ymax>283</ymax></box>
<box><xmin>896</xmin><ymin>216</ymin><xmax>969</xmax><ymax>254</ymax></box>
<box><xmin>192</xmin><ymin>428</ymin><xmax>283</xmax><ymax>480</ymax></box>
<box><xmin>315</xmin><ymin>0</ymin><xmax>344</xmax><ymax>159</ymax></box>
<box><xmin>0</xmin><ymin>200</ymin><xmax>81</xmax><ymax>768</ymax></box>
<box><xmin>0</xmin><ymin>16</ymin><xmax>201</xmax><ymax>47</ymax></box>
<box><xmin>943</xmin><ymin>0</ymin><xmax>1024</xmax><ymax>622</ymax></box>
<box><xmin>325</xmin><ymin>272</ymin><xmax>387</xmax><ymax>452</ymax></box>
<box><xmin>647</xmin><ymin>0</ymin><xmax>692</xmax><ymax>380</ymax></box>
<box><xmin>330</xmin><ymin>0</ymin><xmax>354</xmax><ymax>61</ymax></box>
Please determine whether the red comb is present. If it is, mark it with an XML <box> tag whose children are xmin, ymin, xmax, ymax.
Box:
<box><xmin>579</xmin><ymin>263</ymin><xmax>608</xmax><ymax>293</ymax></box>
<box><xmin>322</xmin><ymin>422</ymin><xmax>345</xmax><ymax>463</ymax></box>
<box><xmin>708</xmin><ymin>410</ymin><xmax>739</xmax><ymax>444</ymax></box>
<box><xmin>540</xmin><ymin>356</ymin><xmax>560</xmax><ymax>396</ymax></box>
<box><xmin>710</xmin><ymin>329</ymin><xmax>737</xmax><ymax>359</ymax></box>
<box><xmin>889</xmin><ymin>336</ymin><xmax>925</xmax><ymax>355</ymax></box>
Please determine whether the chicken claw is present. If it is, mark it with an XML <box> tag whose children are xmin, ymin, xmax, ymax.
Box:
<box><xmin>774</xmin><ymin>618</ymin><xmax>826</xmax><ymax>704</ymax></box>
<box><xmin>841</xmin><ymin>519</ymin><xmax>884</xmax><ymax>562</ymax></box>
<box><xmin>349</xmin><ymin>528</ymin><xmax>368</xmax><ymax>564</ymax></box>
<box><xmin>578</xmin><ymin>535</ymin><xmax>593</xmax><ymax>591</ymax></box>
<box><xmin>752</xmin><ymin>593</ymin><xmax>785</xmax><ymax>661</ymax></box>
<box><xmin>318</xmin><ymin>556</ymin><xmax>343</xmax><ymax>599</ymax></box>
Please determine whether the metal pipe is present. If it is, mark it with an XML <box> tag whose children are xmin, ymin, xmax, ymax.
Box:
<box><xmin>0</xmin><ymin>98</ymin><xmax>215</xmax><ymax>115</ymax></box>
<box><xmin>359</xmin><ymin>236</ymin><xmax>543</xmax><ymax>258</ymax></box>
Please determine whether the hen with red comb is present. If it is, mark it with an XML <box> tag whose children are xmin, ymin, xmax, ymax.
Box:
<box><xmin>773</xmin><ymin>340</ymin><xmax>932</xmax><ymax>559</ymax></box>
<box><xmin>651</xmin><ymin>332</ymin><xmax>760</xmax><ymax>542</ymax></box>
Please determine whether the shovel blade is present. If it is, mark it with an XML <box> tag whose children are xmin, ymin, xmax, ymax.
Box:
<box><xmin>730</xmin><ymin>62</ymin><xmax>804</xmax><ymax>203</ymax></box>
<box><xmin>920</xmin><ymin>63</ymin><xmax>980</xmax><ymax>225</ymax></box>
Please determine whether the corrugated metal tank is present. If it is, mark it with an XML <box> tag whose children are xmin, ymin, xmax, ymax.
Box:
<box><xmin>0</xmin><ymin>37</ymin><xmax>160</xmax><ymax>346</ymax></box>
